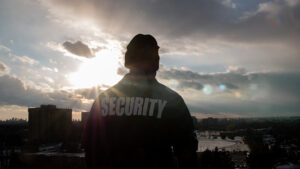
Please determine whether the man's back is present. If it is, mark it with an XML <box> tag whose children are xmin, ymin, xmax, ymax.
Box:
<box><xmin>83</xmin><ymin>72</ymin><xmax>198</xmax><ymax>169</ymax></box>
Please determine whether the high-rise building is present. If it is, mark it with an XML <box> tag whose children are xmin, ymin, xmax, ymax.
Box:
<box><xmin>81</xmin><ymin>112</ymin><xmax>89</xmax><ymax>126</ymax></box>
<box><xmin>28</xmin><ymin>105</ymin><xmax>72</xmax><ymax>143</ymax></box>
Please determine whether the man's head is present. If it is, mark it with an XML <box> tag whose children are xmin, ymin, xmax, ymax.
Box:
<box><xmin>125</xmin><ymin>34</ymin><xmax>160</xmax><ymax>72</ymax></box>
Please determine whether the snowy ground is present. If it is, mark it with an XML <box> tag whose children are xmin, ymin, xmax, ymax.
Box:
<box><xmin>197</xmin><ymin>136</ymin><xmax>250</xmax><ymax>152</ymax></box>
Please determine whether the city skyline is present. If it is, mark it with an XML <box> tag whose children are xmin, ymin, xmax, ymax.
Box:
<box><xmin>1</xmin><ymin>0</ymin><xmax>300</xmax><ymax>120</ymax></box>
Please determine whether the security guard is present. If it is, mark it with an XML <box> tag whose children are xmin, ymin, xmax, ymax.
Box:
<box><xmin>83</xmin><ymin>34</ymin><xmax>198</xmax><ymax>169</ymax></box>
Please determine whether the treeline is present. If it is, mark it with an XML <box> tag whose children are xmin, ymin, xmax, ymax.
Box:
<box><xmin>244</xmin><ymin>129</ymin><xmax>299</xmax><ymax>169</ymax></box>
<box><xmin>0</xmin><ymin>118</ymin><xmax>27</xmax><ymax>125</ymax></box>
<box><xmin>0</xmin><ymin>122</ymin><xmax>28</xmax><ymax>148</ymax></box>
<box><xmin>0</xmin><ymin>119</ymin><xmax>85</xmax><ymax>150</ymax></box>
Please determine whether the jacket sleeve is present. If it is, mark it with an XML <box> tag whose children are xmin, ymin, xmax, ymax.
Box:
<box><xmin>170</xmin><ymin>96</ymin><xmax>198</xmax><ymax>169</ymax></box>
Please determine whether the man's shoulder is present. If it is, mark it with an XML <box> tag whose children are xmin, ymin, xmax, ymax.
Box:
<box><xmin>97</xmin><ymin>84</ymin><xmax>121</xmax><ymax>99</ymax></box>
<box><xmin>96</xmin><ymin>79</ymin><xmax>183</xmax><ymax>101</ymax></box>
<box><xmin>154</xmin><ymin>81</ymin><xmax>183</xmax><ymax>101</ymax></box>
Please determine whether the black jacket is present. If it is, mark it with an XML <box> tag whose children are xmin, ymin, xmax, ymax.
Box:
<box><xmin>83</xmin><ymin>72</ymin><xmax>198</xmax><ymax>169</ymax></box>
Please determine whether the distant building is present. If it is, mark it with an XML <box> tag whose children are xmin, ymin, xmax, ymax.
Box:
<box><xmin>81</xmin><ymin>112</ymin><xmax>89</xmax><ymax>126</ymax></box>
<box><xmin>191</xmin><ymin>116</ymin><xmax>198</xmax><ymax>128</ymax></box>
<box><xmin>28</xmin><ymin>105</ymin><xmax>72</xmax><ymax>143</ymax></box>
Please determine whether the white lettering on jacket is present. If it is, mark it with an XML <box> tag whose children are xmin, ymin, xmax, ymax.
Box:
<box><xmin>100</xmin><ymin>97</ymin><xmax>167</xmax><ymax>119</ymax></box>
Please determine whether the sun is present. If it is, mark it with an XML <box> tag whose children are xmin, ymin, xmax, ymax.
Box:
<box><xmin>67</xmin><ymin>48</ymin><xmax>124</xmax><ymax>89</ymax></box>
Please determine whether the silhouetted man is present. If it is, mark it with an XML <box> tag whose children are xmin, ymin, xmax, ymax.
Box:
<box><xmin>83</xmin><ymin>34</ymin><xmax>198</xmax><ymax>169</ymax></box>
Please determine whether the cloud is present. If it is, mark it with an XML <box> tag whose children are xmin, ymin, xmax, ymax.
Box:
<box><xmin>62</xmin><ymin>41</ymin><xmax>93</xmax><ymax>58</ymax></box>
<box><xmin>157</xmin><ymin>66</ymin><xmax>243</xmax><ymax>91</ymax></box>
<box><xmin>41</xmin><ymin>66</ymin><xmax>58</xmax><ymax>72</ymax></box>
<box><xmin>39</xmin><ymin>0</ymin><xmax>300</xmax><ymax>73</ymax></box>
<box><xmin>1</xmin><ymin>66</ymin><xmax>299</xmax><ymax>118</ymax></box>
<box><xmin>1</xmin><ymin>0</ymin><xmax>300</xmax><ymax>118</ymax></box>
<box><xmin>242</xmin><ymin>0</ymin><xmax>300</xmax><ymax>19</ymax></box>
<box><xmin>158</xmin><ymin>66</ymin><xmax>300</xmax><ymax>102</ymax></box>
<box><xmin>221</xmin><ymin>0</ymin><xmax>236</xmax><ymax>9</ymax></box>
<box><xmin>117</xmin><ymin>66</ymin><xmax>129</xmax><ymax>76</ymax></box>
<box><xmin>177</xmin><ymin>80</ymin><xmax>203</xmax><ymax>91</ymax></box>
<box><xmin>155</xmin><ymin>65</ymin><xmax>300</xmax><ymax>116</ymax></box>
<box><xmin>0</xmin><ymin>62</ymin><xmax>9</xmax><ymax>75</ymax></box>
<box><xmin>285</xmin><ymin>0</ymin><xmax>300</xmax><ymax>7</ymax></box>
<box><xmin>158</xmin><ymin>67</ymin><xmax>210</xmax><ymax>81</ymax></box>
<box><xmin>13</xmin><ymin>55</ymin><xmax>39</xmax><ymax>65</ymax></box>
<box><xmin>0</xmin><ymin>75</ymin><xmax>92</xmax><ymax>111</ymax></box>
<box><xmin>74</xmin><ymin>86</ymin><xmax>103</xmax><ymax>100</ymax></box>
<box><xmin>42</xmin><ymin>0</ymin><xmax>300</xmax><ymax>44</ymax></box>
<box><xmin>0</xmin><ymin>45</ymin><xmax>11</xmax><ymax>52</ymax></box>
<box><xmin>226</xmin><ymin>66</ymin><xmax>247</xmax><ymax>74</ymax></box>
<box><xmin>237</xmin><ymin>0</ymin><xmax>300</xmax><ymax>42</ymax></box>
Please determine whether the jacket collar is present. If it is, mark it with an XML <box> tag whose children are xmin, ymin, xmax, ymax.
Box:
<box><xmin>122</xmin><ymin>71</ymin><xmax>158</xmax><ymax>85</ymax></box>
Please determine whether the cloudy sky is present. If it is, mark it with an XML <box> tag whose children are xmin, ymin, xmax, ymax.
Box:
<box><xmin>1</xmin><ymin>0</ymin><xmax>300</xmax><ymax>120</ymax></box>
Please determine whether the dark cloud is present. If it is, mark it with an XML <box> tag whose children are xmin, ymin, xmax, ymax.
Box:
<box><xmin>62</xmin><ymin>41</ymin><xmax>93</xmax><ymax>58</ymax></box>
<box><xmin>158</xmin><ymin>68</ymin><xmax>211</xmax><ymax>81</ymax></box>
<box><xmin>157</xmin><ymin>66</ymin><xmax>300</xmax><ymax>116</ymax></box>
<box><xmin>1</xmin><ymin>68</ymin><xmax>299</xmax><ymax>117</ymax></box>
<box><xmin>0</xmin><ymin>75</ymin><xmax>92</xmax><ymax>111</ymax></box>
<box><xmin>247</xmin><ymin>72</ymin><xmax>300</xmax><ymax>96</ymax></box>
<box><xmin>158</xmin><ymin>66</ymin><xmax>300</xmax><ymax>103</ymax></box>
<box><xmin>181</xmin><ymin>70</ymin><xmax>300</xmax><ymax>116</ymax></box>
<box><xmin>157</xmin><ymin>66</ymin><xmax>245</xmax><ymax>91</ymax></box>
<box><xmin>41</xmin><ymin>0</ymin><xmax>300</xmax><ymax>72</ymax></box>
<box><xmin>45</xmin><ymin>0</ymin><xmax>300</xmax><ymax>44</ymax></box>
<box><xmin>223</xmin><ymin>83</ymin><xmax>238</xmax><ymax>89</ymax></box>
<box><xmin>177</xmin><ymin>80</ymin><xmax>203</xmax><ymax>91</ymax></box>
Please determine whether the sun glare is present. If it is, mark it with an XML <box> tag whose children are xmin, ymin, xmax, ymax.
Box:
<box><xmin>67</xmin><ymin>49</ymin><xmax>123</xmax><ymax>89</ymax></box>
